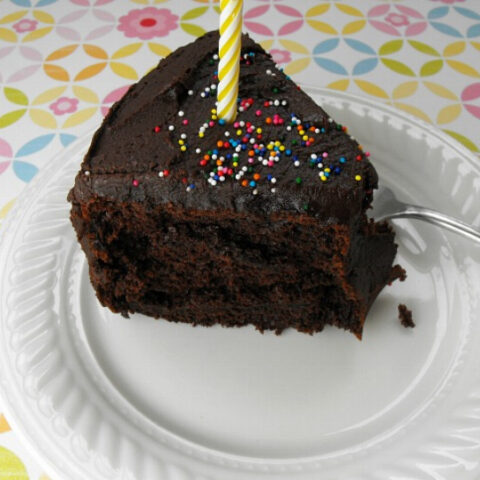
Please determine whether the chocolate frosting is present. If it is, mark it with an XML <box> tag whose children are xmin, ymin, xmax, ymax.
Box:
<box><xmin>70</xmin><ymin>31</ymin><xmax>377</xmax><ymax>223</ymax></box>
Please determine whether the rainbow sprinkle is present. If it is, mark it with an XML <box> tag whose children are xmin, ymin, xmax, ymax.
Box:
<box><xmin>152</xmin><ymin>51</ymin><xmax>367</xmax><ymax>195</ymax></box>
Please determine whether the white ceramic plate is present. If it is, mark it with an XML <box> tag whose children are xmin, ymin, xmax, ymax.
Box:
<box><xmin>1</xmin><ymin>88</ymin><xmax>479</xmax><ymax>480</ymax></box>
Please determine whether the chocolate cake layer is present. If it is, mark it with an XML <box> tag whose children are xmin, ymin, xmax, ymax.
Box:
<box><xmin>68</xmin><ymin>31</ymin><xmax>404</xmax><ymax>337</ymax></box>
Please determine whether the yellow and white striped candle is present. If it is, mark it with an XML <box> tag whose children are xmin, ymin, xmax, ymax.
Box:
<box><xmin>217</xmin><ymin>0</ymin><xmax>243</xmax><ymax>123</ymax></box>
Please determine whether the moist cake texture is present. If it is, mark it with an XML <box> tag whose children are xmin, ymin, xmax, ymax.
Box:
<box><xmin>68</xmin><ymin>30</ymin><xmax>405</xmax><ymax>338</ymax></box>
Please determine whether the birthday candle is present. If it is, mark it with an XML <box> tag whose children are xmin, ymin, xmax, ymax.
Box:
<box><xmin>217</xmin><ymin>0</ymin><xmax>243</xmax><ymax>123</ymax></box>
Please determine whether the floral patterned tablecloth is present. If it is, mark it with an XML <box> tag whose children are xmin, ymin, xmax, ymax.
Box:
<box><xmin>0</xmin><ymin>0</ymin><xmax>479</xmax><ymax>478</ymax></box>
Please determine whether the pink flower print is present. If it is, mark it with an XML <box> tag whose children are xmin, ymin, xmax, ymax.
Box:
<box><xmin>117</xmin><ymin>7</ymin><xmax>178</xmax><ymax>40</ymax></box>
<box><xmin>368</xmin><ymin>5</ymin><xmax>427</xmax><ymax>37</ymax></box>
<box><xmin>385</xmin><ymin>13</ymin><xmax>410</xmax><ymax>27</ymax></box>
<box><xmin>431</xmin><ymin>0</ymin><xmax>465</xmax><ymax>3</ymax></box>
<box><xmin>49</xmin><ymin>97</ymin><xmax>79</xmax><ymax>115</ymax></box>
<box><xmin>13</xmin><ymin>19</ymin><xmax>38</xmax><ymax>33</ymax></box>
<box><xmin>270</xmin><ymin>49</ymin><xmax>292</xmax><ymax>65</ymax></box>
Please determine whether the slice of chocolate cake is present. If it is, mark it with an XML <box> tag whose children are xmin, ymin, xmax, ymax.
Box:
<box><xmin>68</xmin><ymin>31</ymin><xmax>404</xmax><ymax>338</ymax></box>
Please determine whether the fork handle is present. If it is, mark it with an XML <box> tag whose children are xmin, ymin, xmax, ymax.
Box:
<box><xmin>388</xmin><ymin>206</ymin><xmax>480</xmax><ymax>244</ymax></box>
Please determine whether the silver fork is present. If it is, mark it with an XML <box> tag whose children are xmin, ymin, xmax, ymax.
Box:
<box><xmin>370</xmin><ymin>185</ymin><xmax>480</xmax><ymax>244</ymax></box>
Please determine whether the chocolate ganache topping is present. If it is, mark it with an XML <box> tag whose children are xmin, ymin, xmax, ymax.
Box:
<box><xmin>72</xmin><ymin>30</ymin><xmax>377</xmax><ymax>223</ymax></box>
